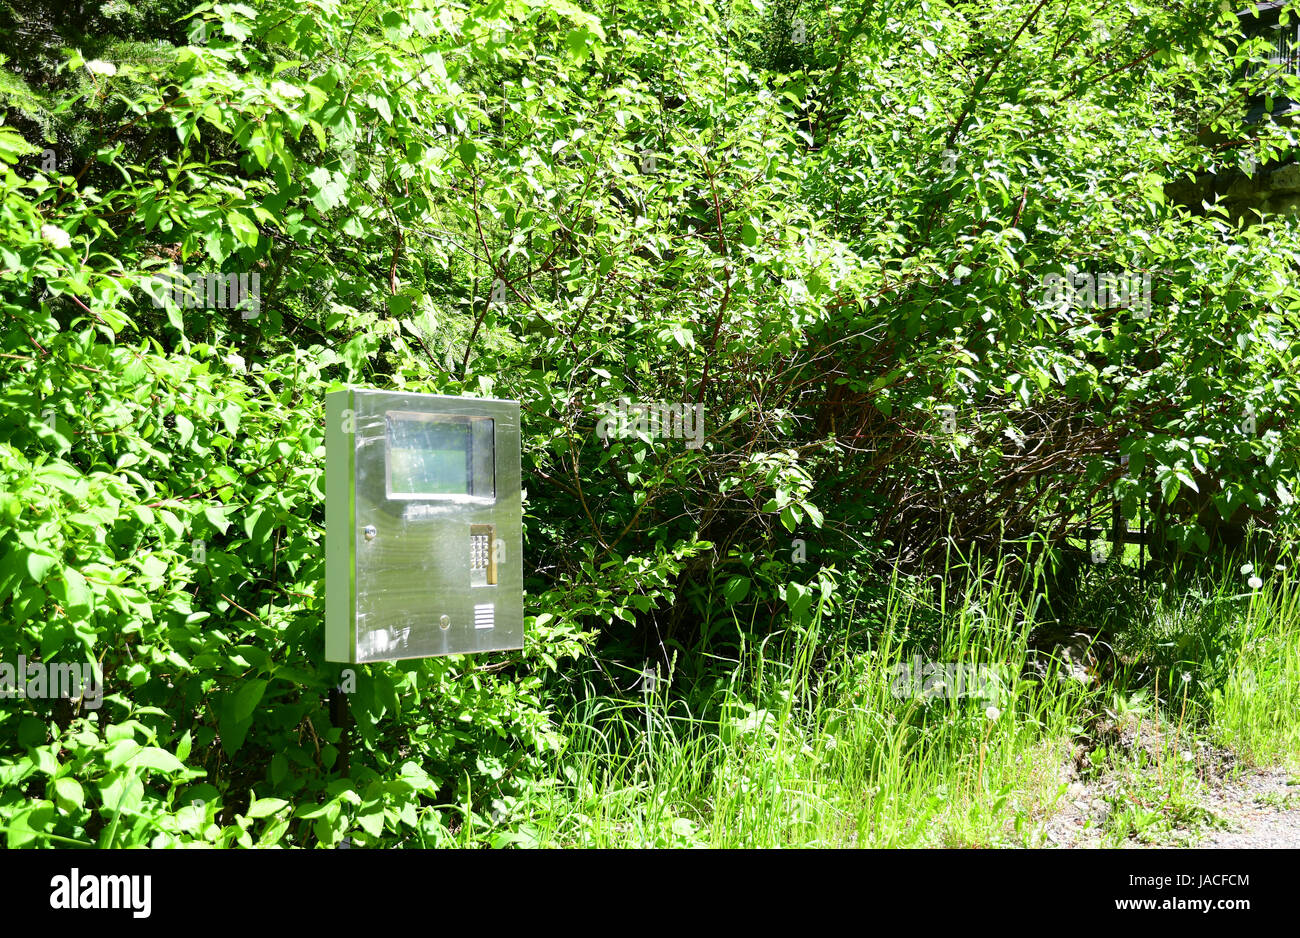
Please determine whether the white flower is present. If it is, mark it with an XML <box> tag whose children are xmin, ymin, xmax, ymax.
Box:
<box><xmin>1248</xmin><ymin>576</ymin><xmax>1263</xmax><ymax>590</ymax></box>
<box><xmin>40</xmin><ymin>224</ymin><xmax>71</xmax><ymax>249</ymax></box>
<box><xmin>85</xmin><ymin>60</ymin><xmax>117</xmax><ymax>76</ymax></box>
<box><xmin>985</xmin><ymin>705</ymin><xmax>1001</xmax><ymax>721</ymax></box>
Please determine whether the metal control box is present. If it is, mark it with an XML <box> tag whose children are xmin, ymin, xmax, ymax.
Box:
<box><xmin>325</xmin><ymin>389</ymin><xmax>523</xmax><ymax>662</ymax></box>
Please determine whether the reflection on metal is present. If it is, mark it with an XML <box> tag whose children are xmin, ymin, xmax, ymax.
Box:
<box><xmin>325</xmin><ymin>389</ymin><xmax>524</xmax><ymax>662</ymax></box>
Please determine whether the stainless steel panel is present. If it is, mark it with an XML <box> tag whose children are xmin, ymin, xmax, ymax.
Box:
<box><xmin>325</xmin><ymin>389</ymin><xmax>524</xmax><ymax>662</ymax></box>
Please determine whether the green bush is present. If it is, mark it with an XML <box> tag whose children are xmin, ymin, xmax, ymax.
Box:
<box><xmin>3</xmin><ymin>0</ymin><xmax>1300</xmax><ymax>847</ymax></box>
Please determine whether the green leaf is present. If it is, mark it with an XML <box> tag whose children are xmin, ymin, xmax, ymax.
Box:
<box><xmin>104</xmin><ymin>739</ymin><xmax>142</xmax><ymax>771</ymax></box>
<box><xmin>53</xmin><ymin>566</ymin><xmax>92</xmax><ymax>613</ymax></box>
<box><xmin>219</xmin><ymin>402</ymin><xmax>242</xmax><ymax>436</ymax></box>
<box><xmin>227</xmin><ymin>210</ymin><xmax>260</xmax><ymax>248</ymax></box>
<box><xmin>53</xmin><ymin>777</ymin><xmax>84</xmax><ymax>811</ymax></box>
<box><xmin>25</xmin><ymin>551</ymin><xmax>58</xmax><ymax>584</ymax></box>
<box><xmin>307</xmin><ymin>166</ymin><xmax>347</xmax><ymax>211</ymax></box>
<box><xmin>247</xmin><ymin>796</ymin><xmax>290</xmax><ymax>819</ymax></box>
<box><xmin>232</xmin><ymin>679</ymin><xmax>268</xmax><ymax>722</ymax></box>
<box><xmin>355</xmin><ymin>804</ymin><xmax>385</xmax><ymax>837</ymax></box>
<box><xmin>0</xmin><ymin>127</ymin><xmax>40</xmax><ymax>163</ymax></box>
<box><xmin>99</xmin><ymin>771</ymin><xmax>144</xmax><ymax>819</ymax></box>
<box><xmin>175</xmin><ymin>730</ymin><xmax>193</xmax><ymax>763</ymax></box>
<box><xmin>565</xmin><ymin>29</ymin><xmax>590</xmax><ymax>63</ymax></box>
<box><xmin>204</xmin><ymin>505</ymin><xmax>232</xmax><ymax>534</ymax></box>
<box><xmin>128</xmin><ymin>747</ymin><xmax>185</xmax><ymax>774</ymax></box>
<box><xmin>722</xmin><ymin>575</ymin><xmax>751</xmax><ymax>605</ymax></box>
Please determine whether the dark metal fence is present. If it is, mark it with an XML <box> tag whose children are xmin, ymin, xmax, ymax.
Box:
<box><xmin>1243</xmin><ymin>2</ymin><xmax>1300</xmax><ymax>120</ymax></box>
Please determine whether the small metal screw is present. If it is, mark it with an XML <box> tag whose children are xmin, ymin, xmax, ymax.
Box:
<box><xmin>363</xmin><ymin>524</ymin><xmax>377</xmax><ymax>541</ymax></box>
<box><xmin>439</xmin><ymin>615</ymin><xmax>451</xmax><ymax>631</ymax></box>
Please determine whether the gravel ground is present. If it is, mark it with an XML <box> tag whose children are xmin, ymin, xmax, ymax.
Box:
<box><xmin>1038</xmin><ymin>762</ymin><xmax>1300</xmax><ymax>848</ymax></box>
<box><xmin>1196</xmin><ymin>767</ymin><xmax>1300</xmax><ymax>849</ymax></box>
<box><xmin>1033</xmin><ymin>720</ymin><xmax>1299</xmax><ymax>848</ymax></box>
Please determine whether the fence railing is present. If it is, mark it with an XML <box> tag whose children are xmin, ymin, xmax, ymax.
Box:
<box><xmin>1243</xmin><ymin>2</ymin><xmax>1300</xmax><ymax>120</ymax></box>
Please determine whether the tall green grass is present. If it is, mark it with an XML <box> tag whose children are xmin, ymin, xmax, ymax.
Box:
<box><xmin>1210</xmin><ymin>565</ymin><xmax>1300</xmax><ymax>766</ymax></box>
<box><xmin>488</xmin><ymin>552</ymin><xmax>1300</xmax><ymax>848</ymax></box>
